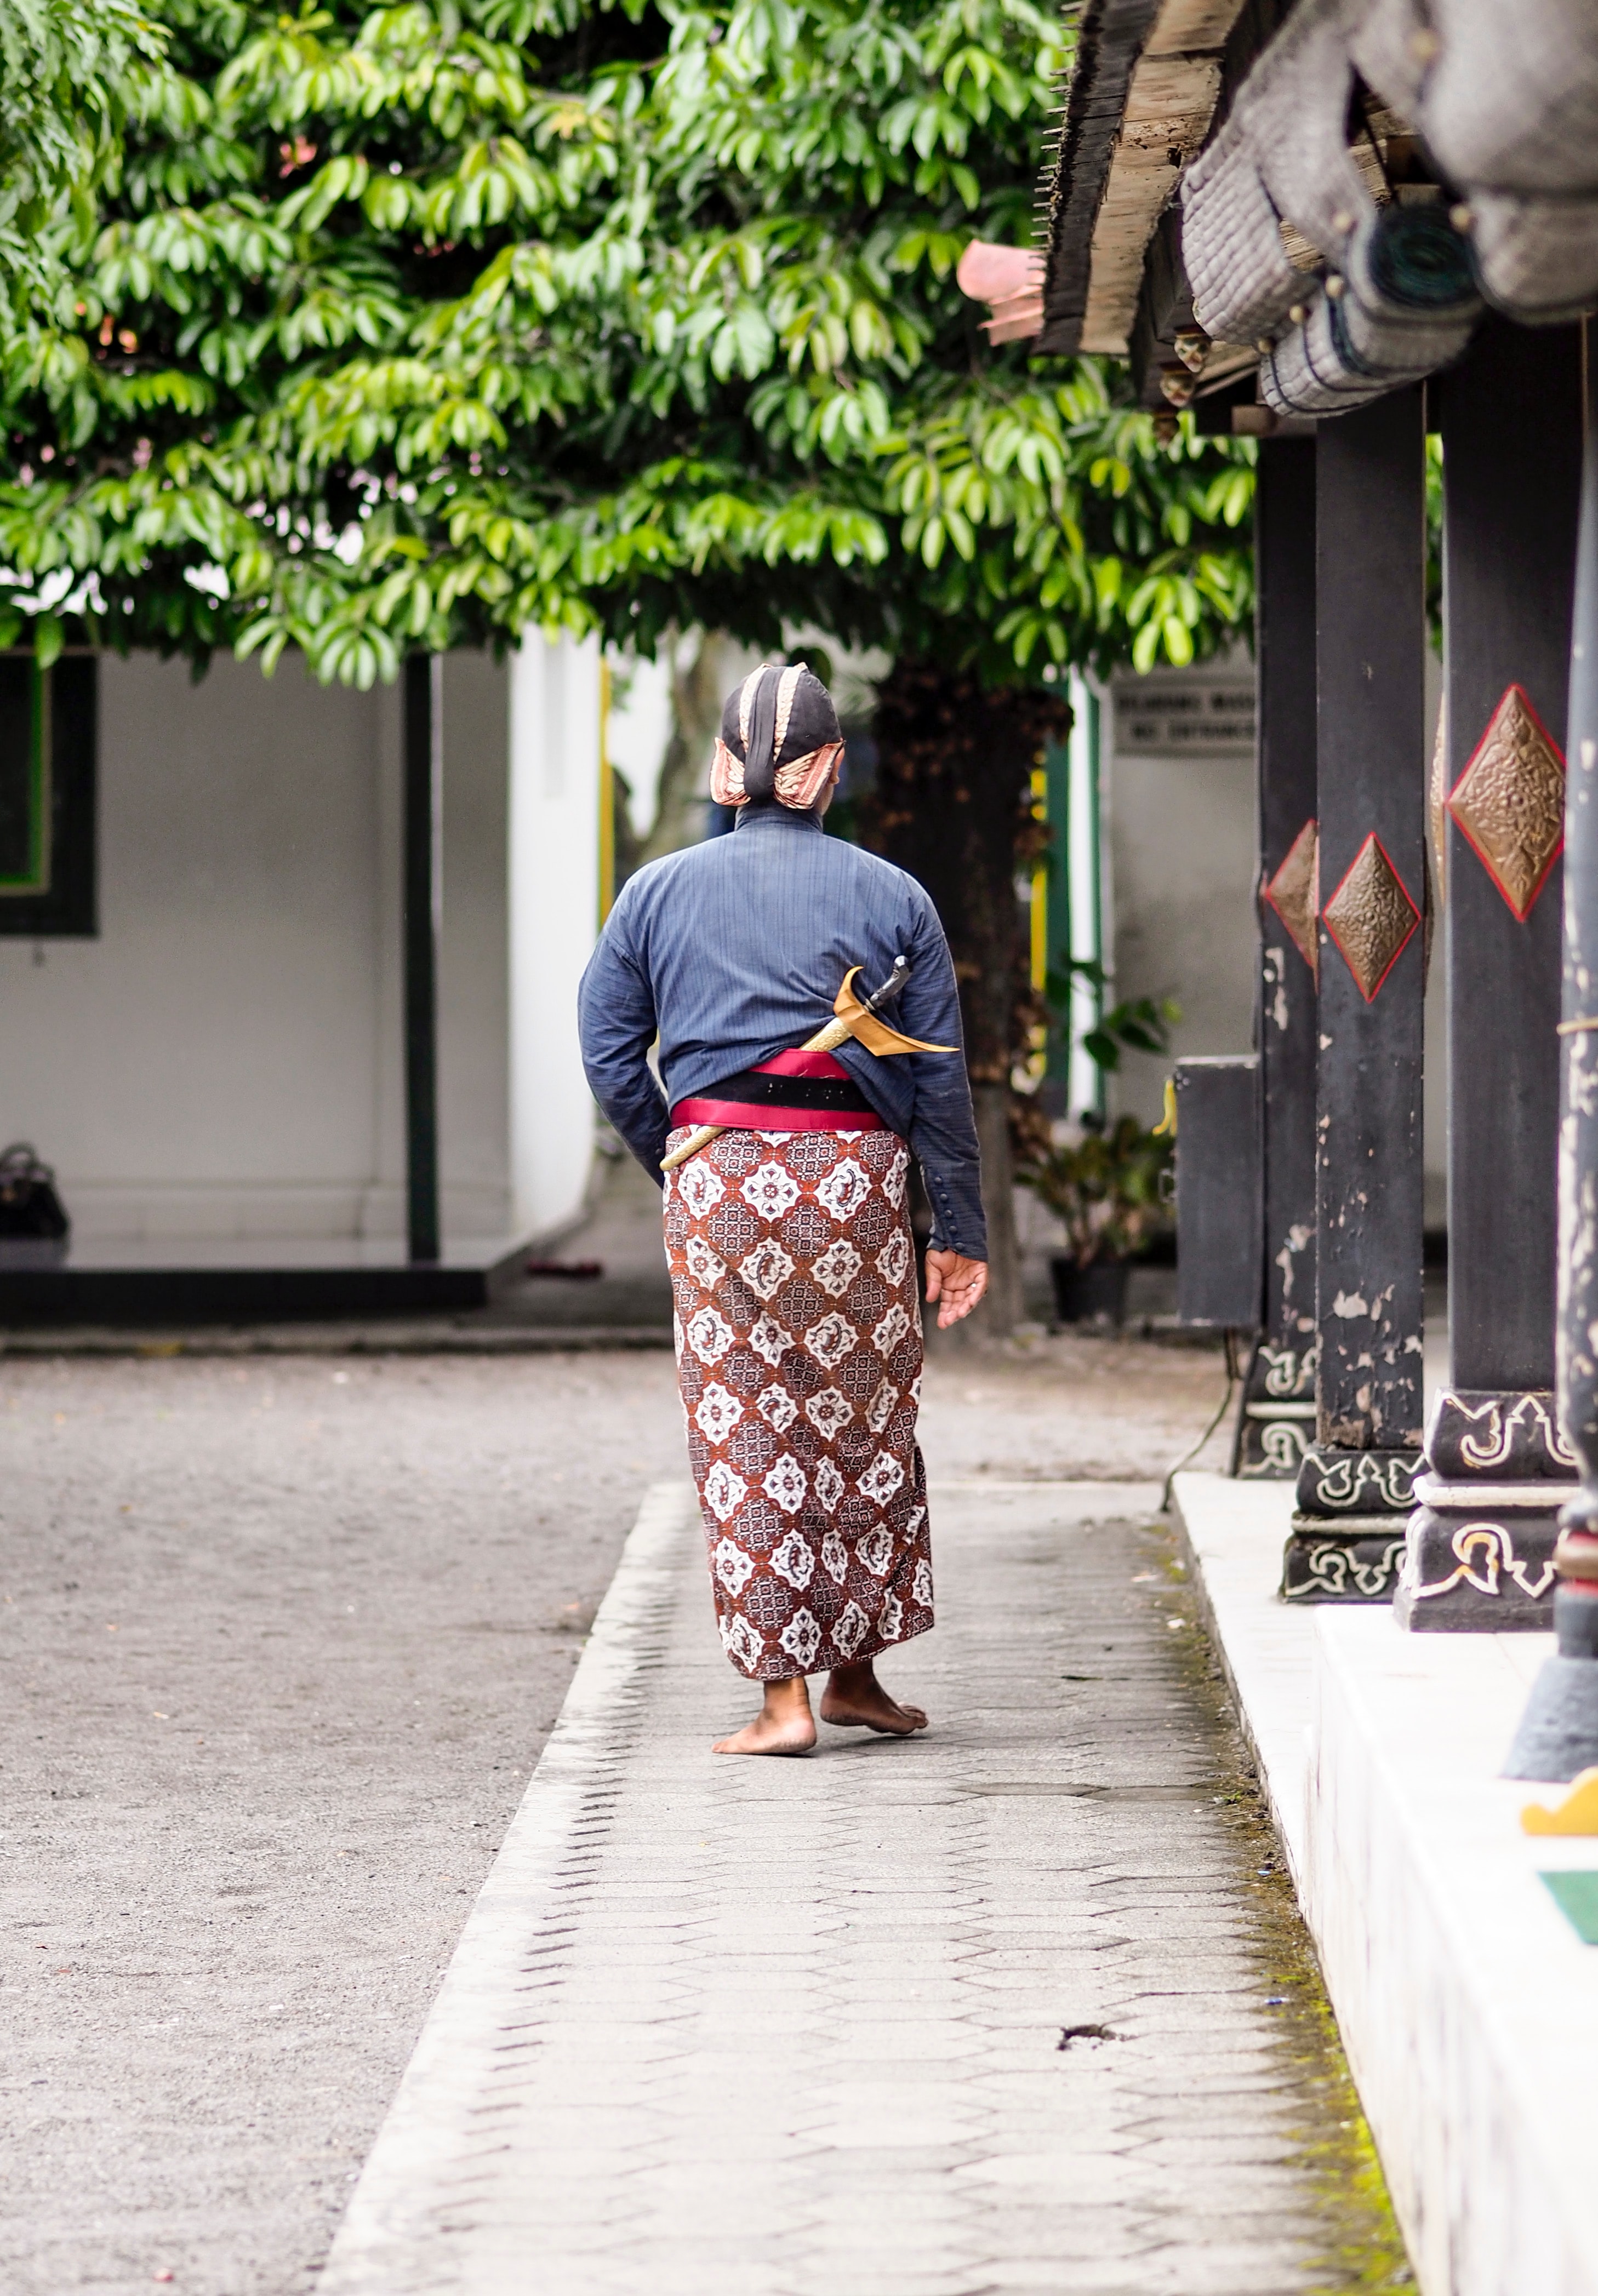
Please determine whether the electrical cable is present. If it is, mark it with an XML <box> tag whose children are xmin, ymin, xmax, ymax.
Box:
<box><xmin>1161</xmin><ymin>1329</ymin><xmax>1241</xmax><ymax>1513</ymax></box>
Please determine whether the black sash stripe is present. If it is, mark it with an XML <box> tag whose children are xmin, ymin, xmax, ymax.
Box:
<box><xmin>699</xmin><ymin>1067</ymin><xmax>874</xmax><ymax>1114</ymax></box>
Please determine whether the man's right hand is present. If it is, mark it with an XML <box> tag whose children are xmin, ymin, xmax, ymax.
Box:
<box><xmin>924</xmin><ymin>1250</ymin><xmax>988</xmax><ymax>1330</ymax></box>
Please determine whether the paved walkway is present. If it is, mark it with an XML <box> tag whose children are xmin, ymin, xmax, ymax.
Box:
<box><xmin>0</xmin><ymin>1338</ymin><xmax>1240</xmax><ymax>2295</ymax></box>
<box><xmin>322</xmin><ymin>1480</ymin><xmax>1400</xmax><ymax>2295</ymax></box>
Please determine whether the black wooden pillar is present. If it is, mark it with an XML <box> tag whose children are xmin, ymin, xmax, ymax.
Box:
<box><xmin>403</xmin><ymin>653</ymin><xmax>442</xmax><ymax>1266</ymax></box>
<box><xmin>1237</xmin><ymin>438</ymin><xmax>1320</xmax><ymax>1479</ymax></box>
<box><xmin>1509</xmin><ymin>323</ymin><xmax>1598</xmax><ymax>1775</ymax></box>
<box><xmin>1284</xmin><ymin>388</ymin><xmax>1427</xmax><ymax>1601</ymax></box>
<box><xmin>1396</xmin><ymin>320</ymin><xmax>1583</xmax><ymax>1629</ymax></box>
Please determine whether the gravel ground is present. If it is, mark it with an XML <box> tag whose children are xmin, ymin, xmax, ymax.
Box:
<box><xmin>0</xmin><ymin>1330</ymin><xmax>1231</xmax><ymax>2295</ymax></box>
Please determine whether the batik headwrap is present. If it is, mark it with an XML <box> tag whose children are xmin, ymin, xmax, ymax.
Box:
<box><xmin>710</xmin><ymin>663</ymin><xmax>846</xmax><ymax>812</ymax></box>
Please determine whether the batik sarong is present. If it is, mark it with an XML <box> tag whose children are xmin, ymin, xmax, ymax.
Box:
<box><xmin>664</xmin><ymin>1125</ymin><xmax>933</xmax><ymax>1681</ymax></box>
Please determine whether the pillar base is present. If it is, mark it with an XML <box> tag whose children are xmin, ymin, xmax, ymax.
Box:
<box><xmin>1393</xmin><ymin>1394</ymin><xmax>1574</xmax><ymax>1632</ymax></box>
<box><xmin>1423</xmin><ymin>1388</ymin><xmax>1576</xmax><ymax>1481</ymax></box>
<box><xmin>1505</xmin><ymin>1587</ymin><xmax>1598</xmax><ymax>1778</ymax></box>
<box><xmin>1234</xmin><ymin>1339</ymin><xmax>1317</xmax><ymax>1480</ymax></box>
<box><xmin>1394</xmin><ymin>1503</ymin><xmax>1560</xmax><ymax>1630</ymax></box>
<box><xmin>1281</xmin><ymin>1515</ymin><xmax>1407</xmax><ymax>1602</ymax></box>
<box><xmin>1283</xmin><ymin>1444</ymin><xmax>1420</xmax><ymax>1601</ymax></box>
<box><xmin>1295</xmin><ymin>1444</ymin><xmax>1420</xmax><ymax>1517</ymax></box>
<box><xmin>1502</xmin><ymin>1657</ymin><xmax>1598</xmax><ymax>1778</ymax></box>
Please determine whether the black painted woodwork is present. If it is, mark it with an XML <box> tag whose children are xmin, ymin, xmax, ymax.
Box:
<box><xmin>1257</xmin><ymin>440</ymin><xmax>1319</xmax><ymax>1365</ymax></box>
<box><xmin>1174</xmin><ymin>1055</ymin><xmax>1260</xmax><ymax>1328</ymax></box>
<box><xmin>1425</xmin><ymin>1389</ymin><xmax>1577</xmax><ymax>1482</ymax></box>
<box><xmin>1396</xmin><ymin>324</ymin><xmax>1582</xmax><ymax>1630</ymax></box>
<box><xmin>1557</xmin><ymin>335</ymin><xmax>1598</xmax><ymax>1515</ymax></box>
<box><xmin>1396</xmin><ymin>1386</ymin><xmax>1573</xmax><ymax>1633</ymax></box>
<box><xmin>0</xmin><ymin>654</ymin><xmax>37</xmax><ymax>884</ymax></box>
<box><xmin>1506</xmin><ymin>325</ymin><xmax>1598</xmax><ymax>1772</ymax></box>
<box><xmin>403</xmin><ymin>653</ymin><xmax>441</xmax><ymax>1267</ymax></box>
<box><xmin>1400</xmin><ymin>1504</ymin><xmax>1562</xmax><ymax>1630</ymax></box>
<box><xmin>1438</xmin><ymin>319</ymin><xmax>1581</xmax><ymax>1393</ymax></box>
<box><xmin>1282</xmin><ymin>1524</ymin><xmax>1408</xmax><ymax>1603</ymax></box>
<box><xmin>1294</xmin><ymin>1446</ymin><xmax>1418</xmax><ymax>1514</ymax></box>
<box><xmin>0</xmin><ymin>653</ymin><xmax>96</xmax><ymax>937</ymax></box>
<box><xmin>1312</xmin><ymin>389</ymin><xmax>1428</xmax><ymax>1459</ymax></box>
<box><xmin>1236</xmin><ymin>440</ymin><xmax>1320</xmax><ymax>1476</ymax></box>
<box><xmin>0</xmin><ymin>1249</ymin><xmax>526</xmax><ymax>1325</ymax></box>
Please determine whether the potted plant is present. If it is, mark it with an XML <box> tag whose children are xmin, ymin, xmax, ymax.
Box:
<box><xmin>1018</xmin><ymin>1115</ymin><xmax>1174</xmax><ymax>1324</ymax></box>
<box><xmin>1014</xmin><ymin>969</ymin><xmax>1179</xmax><ymax>1326</ymax></box>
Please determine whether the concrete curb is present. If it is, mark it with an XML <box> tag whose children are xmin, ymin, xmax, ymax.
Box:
<box><xmin>1173</xmin><ymin>1469</ymin><xmax>1598</xmax><ymax>2296</ymax></box>
<box><xmin>1171</xmin><ymin>1471</ymin><xmax>1316</xmax><ymax>1885</ymax></box>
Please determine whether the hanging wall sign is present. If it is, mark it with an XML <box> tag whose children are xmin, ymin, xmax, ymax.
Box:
<box><xmin>1112</xmin><ymin>681</ymin><xmax>1255</xmax><ymax>758</ymax></box>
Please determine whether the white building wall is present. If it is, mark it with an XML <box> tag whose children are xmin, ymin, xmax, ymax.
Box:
<box><xmin>1104</xmin><ymin>656</ymin><xmax>1448</xmax><ymax>1229</ymax></box>
<box><xmin>508</xmin><ymin>632</ymin><xmax>602</xmax><ymax>1241</ymax></box>
<box><xmin>0</xmin><ymin>648</ymin><xmax>515</xmax><ymax>1247</ymax></box>
<box><xmin>437</xmin><ymin>650</ymin><xmax>512</xmax><ymax>1240</ymax></box>
<box><xmin>1104</xmin><ymin>668</ymin><xmax>1259</xmax><ymax>1132</ymax></box>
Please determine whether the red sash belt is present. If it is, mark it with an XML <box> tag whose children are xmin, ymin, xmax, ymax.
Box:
<box><xmin>671</xmin><ymin>1047</ymin><xmax>884</xmax><ymax>1134</ymax></box>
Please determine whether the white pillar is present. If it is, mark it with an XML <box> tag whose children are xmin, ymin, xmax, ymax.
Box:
<box><xmin>508</xmin><ymin>632</ymin><xmax>602</xmax><ymax>1239</ymax></box>
<box><xmin>1067</xmin><ymin>671</ymin><xmax>1107</xmax><ymax>1120</ymax></box>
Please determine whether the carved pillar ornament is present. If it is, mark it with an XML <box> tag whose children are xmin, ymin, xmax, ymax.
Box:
<box><xmin>1508</xmin><ymin>329</ymin><xmax>1598</xmax><ymax>1771</ymax></box>
<box><xmin>1398</xmin><ymin>319</ymin><xmax>1580</xmax><ymax>1632</ymax></box>
<box><xmin>1263</xmin><ymin>818</ymin><xmax>1319</xmax><ymax>981</ymax></box>
<box><xmin>1237</xmin><ymin>440</ymin><xmax>1321</xmax><ymax>1482</ymax></box>
<box><xmin>1400</xmin><ymin>1390</ymin><xmax>1573</xmax><ymax>1628</ymax></box>
<box><xmin>1283</xmin><ymin>390</ymin><xmax>1426</xmax><ymax>1604</ymax></box>
<box><xmin>1320</xmin><ymin>833</ymin><xmax>1422</xmax><ymax>1001</ymax></box>
<box><xmin>1447</xmin><ymin>684</ymin><xmax>1566</xmax><ymax>920</ymax></box>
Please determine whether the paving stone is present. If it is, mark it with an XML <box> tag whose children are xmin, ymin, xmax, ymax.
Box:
<box><xmin>318</xmin><ymin>1481</ymin><xmax>1387</xmax><ymax>2294</ymax></box>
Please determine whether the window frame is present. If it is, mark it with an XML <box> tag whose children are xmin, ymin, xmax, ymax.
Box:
<box><xmin>0</xmin><ymin>650</ymin><xmax>98</xmax><ymax>938</ymax></box>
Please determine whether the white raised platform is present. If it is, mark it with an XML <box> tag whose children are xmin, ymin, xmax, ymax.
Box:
<box><xmin>1173</xmin><ymin>1472</ymin><xmax>1598</xmax><ymax>2296</ymax></box>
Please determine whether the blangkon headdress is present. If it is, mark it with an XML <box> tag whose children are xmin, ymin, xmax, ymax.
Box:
<box><xmin>710</xmin><ymin>663</ymin><xmax>844</xmax><ymax>812</ymax></box>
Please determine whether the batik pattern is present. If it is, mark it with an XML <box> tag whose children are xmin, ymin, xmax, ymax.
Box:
<box><xmin>665</xmin><ymin>1125</ymin><xmax>933</xmax><ymax>1681</ymax></box>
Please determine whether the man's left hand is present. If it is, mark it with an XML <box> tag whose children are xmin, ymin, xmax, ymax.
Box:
<box><xmin>924</xmin><ymin>1250</ymin><xmax>988</xmax><ymax>1330</ymax></box>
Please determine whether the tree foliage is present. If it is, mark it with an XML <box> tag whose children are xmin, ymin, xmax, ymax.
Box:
<box><xmin>0</xmin><ymin>0</ymin><xmax>162</xmax><ymax>328</ymax></box>
<box><xmin>0</xmin><ymin>0</ymin><xmax>1255</xmax><ymax>680</ymax></box>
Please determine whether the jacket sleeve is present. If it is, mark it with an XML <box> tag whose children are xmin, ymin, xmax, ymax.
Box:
<box><xmin>898</xmin><ymin>888</ymin><xmax>989</xmax><ymax>1261</ymax></box>
<box><xmin>577</xmin><ymin>898</ymin><xmax>671</xmax><ymax>1185</ymax></box>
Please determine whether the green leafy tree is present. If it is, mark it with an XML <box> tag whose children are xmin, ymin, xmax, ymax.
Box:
<box><xmin>0</xmin><ymin>0</ymin><xmax>1254</xmax><ymax>682</ymax></box>
<box><xmin>0</xmin><ymin>0</ymin><xmax>1257</xmax><ymax>1323</ymax></box>
<box><xmin>0</xmin><ymin>0</ymin><xmax>162</xmax><ymax>330</ymax></box>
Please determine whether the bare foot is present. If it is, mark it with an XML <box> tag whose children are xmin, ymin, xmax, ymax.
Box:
<box><xmin>714</xmin><ymin>1675</ymin><xmax>817</xmax><ymax>1756</ymax></box>
<box><xmin>820</xmin><ymin>1659</ymin><xmax>929</xmax><ymax>1736</ymax></box>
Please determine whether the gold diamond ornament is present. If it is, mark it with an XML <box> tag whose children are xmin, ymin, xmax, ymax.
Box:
<box><xmin>1322</xmin><ymin>834</ymin><xmax>1420</xmax><ymax>1002</ymax></box>
<box><xmin>1447</xmin><ymin>682</ymin><xmax>1566</xmax><ymax>921</ymax></box>
<box><xmin>1263</xmin><ymin>817</ymin><xmax>1319</xmax><ymax>979</ymax></box>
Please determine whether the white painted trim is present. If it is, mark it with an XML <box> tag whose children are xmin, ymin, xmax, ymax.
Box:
<box><xmin>1066</xmin><ymin>669</ymin><xmax>1104</xmax><ymax>1119</ymax></box>
<box><xmin>1411</xmin><ymin>1475</ymin><xmax>1571</xmax><ymax>1510</ymax></box>
<box><xmin>508</xmin><ymin>633</ymin><xmax>602</xmax><ymax>1239</ymax></box>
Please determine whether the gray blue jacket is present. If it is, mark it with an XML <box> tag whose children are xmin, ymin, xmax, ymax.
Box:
<box><xmin>577</xmin><ymin>803</ymin><xmax>986</xmax><ymax>1258</ymax></box>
